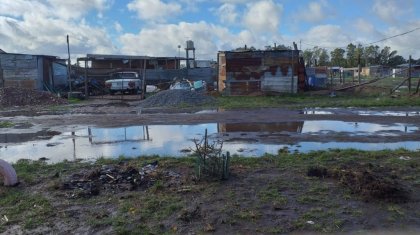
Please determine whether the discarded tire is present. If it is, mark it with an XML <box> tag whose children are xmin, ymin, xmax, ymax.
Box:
<box><xmin>0</xmin><ymin>159</ymin><xmax>18</xmax><ymax>186</ymax></box>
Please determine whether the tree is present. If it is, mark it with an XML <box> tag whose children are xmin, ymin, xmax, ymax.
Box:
<box><xmin>303</xmin><ymin>47</ymin><xmax>330</xmax><ymax>67</ymax></box>
<box><xmin>318</xmin><ymin>49</ymin><xmax>330</xmax><ymax>66</ymax></box>
<box><xmin>346</xmin><ymin>43</ymin><xmax>356</xmax><ymax>67</ymax></box>
<box><xmin>330</xmin><ymin>48</ymin><xmax>346</xmax><ymax>67</ymax></box>
<box><xmin>303</xmin><ymin>49</ymin><xmax>315</xmax><ymax>67</ymax></box>
<box><xmin>387</xmin><ymin>55</ymin><xmax>406</xmax><ymax>67</ymax></box>
<box><xmin>379</xmin><ymin>46</ymin><xmax>398</xmax><ymax>66</ymax></box>
<box><xmin>364</xmin><ymin>45</ymin><xmax>380</xmax><ymax>65</ymax></box>
<box><xmin>355</xmin><ymin>44</ymin><xmax>365</xmax><ymax>67</ymax></box>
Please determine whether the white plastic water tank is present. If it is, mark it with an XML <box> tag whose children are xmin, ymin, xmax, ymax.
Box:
<box><xmin>186</xmin><ymin>40</ymin><xmax>194</xmax><ymax>49</ymax></box>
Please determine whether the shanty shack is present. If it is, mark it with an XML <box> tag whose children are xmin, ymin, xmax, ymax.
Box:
<box><xmin>0</xmin><ymin>52</ymin><xmax>67</xmax><ymax>91</ymax></box>
<box><xmin>218</xmin><ymin>50</ymin><xmax>305</xmax><ymax>95</ymax></box>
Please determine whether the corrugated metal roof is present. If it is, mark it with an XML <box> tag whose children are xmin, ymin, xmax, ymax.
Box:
<box><xmin>86</xmin><ymin>54</ymin><xmax>186</xmax><ymax>60</ymax></box>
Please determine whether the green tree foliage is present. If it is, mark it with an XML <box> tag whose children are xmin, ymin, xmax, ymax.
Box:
<box><xmin>303</xmin><ymin>46</ymin><xmax>329</xmax><ymax>66</ymax></box>
<box><xmin>318</xmin><ymin>49</ymin><xmax>330</xmax><ymax>66</ymax></box>
<box><xmin>346</xmin><ymin>43</ymin><xmax>357</xmax><ymax>67</ymax></box>
<box><xmin>330</xmin><ymin>48</ymin><xmax>346</xmax><ymax>67</ymax></box>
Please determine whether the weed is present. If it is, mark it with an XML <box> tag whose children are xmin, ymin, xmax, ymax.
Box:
<box><xmin>0</xmin><ymin>121</ymin><xmax>14</xmax><ymax>128</ymax></box>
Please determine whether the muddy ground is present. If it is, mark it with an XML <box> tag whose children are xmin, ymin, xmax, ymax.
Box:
<box><xmin>1</xmin><ymin>97</ymin><xmax>420</xmax><ymax>234</ymax></box>
<box><xmin>1</xmin><ymin>151</ymin><xmax>420</xmax><ymax>234</ymax></box>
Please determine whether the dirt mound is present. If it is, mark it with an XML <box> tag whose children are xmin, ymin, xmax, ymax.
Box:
<box><xmin>307</xmin><ymin>163</ymin><xmax>410</xmax><ymax>203</ymax></box>
<box><xmin>0</xmin><ymin>87</ymin><xmax>67</xmax><ymax>107</ymax></box>
<box><xmin>140</xmin><ymin>90</ymin><xmax>216</xmax><ymax>108</ymax></box>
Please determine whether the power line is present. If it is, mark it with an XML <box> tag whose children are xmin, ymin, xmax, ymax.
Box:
<box><xmin>364</xmin><ymin>26</ymin><xmax>420</xmax><ymax>46</ymax></box>
<box><xmin>301</xmin><ymin>26</ymin><xmax>420</xmax><ymax>50</ymax></box>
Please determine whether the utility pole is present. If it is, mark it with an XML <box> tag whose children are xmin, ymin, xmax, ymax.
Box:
<box><xmin>299</xmin><ymin>39</ymin><xmax>302</xmax><ymax>50</ymax></box>
<box><xmin>67</xmin><ymin>35</ymin><xmax>72</xmax><ymax>98</ymax></box>
<box><xmin>357</xmin><ymin>53</ymin><xmax>361</xmax><ymax>84</ymax></box>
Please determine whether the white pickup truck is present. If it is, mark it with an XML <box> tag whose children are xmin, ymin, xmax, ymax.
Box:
<box><xmin>105</xmin><ymin>72</ymin><xmax>142</xmax><ymax>95</ymax></box>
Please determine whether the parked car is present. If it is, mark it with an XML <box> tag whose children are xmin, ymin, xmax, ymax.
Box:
<box><xmin>105</xmin><ymin>72</ymin><xmax>142</xmax><ymax>95</ymax></box>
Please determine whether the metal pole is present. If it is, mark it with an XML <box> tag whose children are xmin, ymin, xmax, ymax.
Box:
<box><xmin>141</xmin><ymin>59</ymin><xmax>146</xmax><ymax>100</ymax></box>
<box><xmin>358</xmin><ymin>53</ymin><xmax>361</xmax><ymax>84</ymax></box>
<box><xmin>408</xmin><ymin>55</ymin><xmax>412</xmax><ymax>93</ymax></box>
<box><xmin>84</xmin><ymin>57</ymin><xmax>88</xmax><ymax>98</ymax></box>
<box><xmin>67</xmin><ymin>35</ymin><xmax>72</xmax><ymax>98</ymax></box>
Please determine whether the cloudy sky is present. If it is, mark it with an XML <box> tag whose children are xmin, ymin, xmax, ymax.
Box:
<box><xmin>1</xmin><ymin>0</ymin><xmax>419</xmax><ymax>60</ymax></box>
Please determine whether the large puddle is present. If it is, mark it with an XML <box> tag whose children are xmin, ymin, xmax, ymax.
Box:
<box><xmin>1</xmin><ymin>121</ymin><xmax>419</xmax><ymax>163</ymax></box>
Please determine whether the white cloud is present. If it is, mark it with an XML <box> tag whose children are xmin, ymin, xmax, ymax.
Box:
<box><xmin>0</xmin><ymin>0</ymin><xmax>117</xmax><ymax>59</ymax></box>
<box><xmin>243</xmin><ymin>0</ymin><xmax>283</xmax><ymax>33</ymax></box>
<box><xmin>379</xmin><ymin>22</ymin><xmax>420</xmax><ymax>58</ymax></box>
<box><xmin>114</xmin><ymin>21</ymin><xmax>123</xmax><ymax>33</ymax></box>
<box><xmin>372</xmin><ymin>0</ymin><xmax>411</xmax><ymax>24</ymax></box>
<box><xmin>127</xmin><ymin>0</ymin><xmax>181</xmax><ymax>22</ymax></box>
<box><xmin>119</xmin><ymin>21</ymin><xmax>259</xmax><ymax>59</ymax></box>
<box><xmin>47</xmin><ymin>0</ymin><xmax>112</xmax><ymax>20</ymax></box>
<box><xmin>354</xmin><ymin>18</ymin><xmax>375</xmax><ymax>34</ymax></box>
<box><xmin>299</xmin><ymin>1</ymin><xmax>329</xmax><ymax>23</ymax></box>
<box><xmin>301</xmin><ymin>24</ymin><xmax>351</xmax><ymax>49</ymax></box>
<box><xmin>216</xmin><ymin>3</ymin><xmax>239</xmax><ymax>25</ymax></box>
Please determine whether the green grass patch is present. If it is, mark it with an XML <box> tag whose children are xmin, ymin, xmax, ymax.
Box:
<box><xmin>0</xmin><ymin>121</ymin><xmax>14</xmax><ymax>128</ymax></box>
<box><xmin>216</xmin><ymin>93</ymin><xmax>420</xmax><ymax>109</ymax></box>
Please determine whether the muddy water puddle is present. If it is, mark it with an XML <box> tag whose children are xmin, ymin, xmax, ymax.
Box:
<box><xmin>1</xmin><ymin>121</ymin><xmax>419</xmax><ymax>163</ymax></box>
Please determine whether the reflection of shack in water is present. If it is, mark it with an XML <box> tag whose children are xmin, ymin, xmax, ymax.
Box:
<box><xmin>87</xmin><ymin>126</ymin><xmax>150</xmax><ymax>145</ymax></box>
<box><xmin>218</xmin><ymin>122</ymin><xmax>304</xmax><ymax>133</ymax></box>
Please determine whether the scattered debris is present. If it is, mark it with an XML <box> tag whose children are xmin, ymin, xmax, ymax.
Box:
<box><xmin>139</xmin><ymin>89</ymin><xmax>216</xmax><ymax>108</ymax></box>
<box><xmin>60</xmin><ymin>161</ymin><xmax>181</xmax><ymax>198</ymax></box>
<box><xmin>1</xmin><ymin>215</ymin><xmax>9</xmax><ymax>223</ymax></box>
<box><xmin>399</xmin><ymin>156</ymin><xmax>411</xmax><ymax>161</ymax></box>
<box><xmin>0</xmin><ymin>87</ymin><xmax>68</xmax><ymax>107</ymax></box>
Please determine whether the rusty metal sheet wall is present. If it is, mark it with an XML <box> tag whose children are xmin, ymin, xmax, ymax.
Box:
<box><xmin>221</xmin><ymin>50</ymin><xmax>302</xmax><ymax>95</ymax></box>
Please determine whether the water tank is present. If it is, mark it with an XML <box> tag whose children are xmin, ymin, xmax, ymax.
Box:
<box><xmin>186</xmin><ymin>40</ymin><xmax>195</xmax><ymax>50</ymax></box>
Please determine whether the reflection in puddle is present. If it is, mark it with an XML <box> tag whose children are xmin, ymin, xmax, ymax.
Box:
<box><xmin>357</xmin><ymin>111</ymin><xmax>420</xmax><ymax>117</ymax></box>
<box><xmin>0</xmin><ymin>130</ymin><xmax>61</xmax><ymax>143</ymax></box>
<box><xmin>1</xmin><ymin>121</ymin><xmax>419</xmax><ymax>163</ymax></box>
<box><xmin>302</xmin><ymin>110</ymin><xmax>334</xmax><ymax>115</ymax></box>
<box><xmin>302</xmin><ymin>121</ymin><xmax>417</xmax><ymax>135</ymax></box>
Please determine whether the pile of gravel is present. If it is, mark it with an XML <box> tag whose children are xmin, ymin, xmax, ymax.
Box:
<box><xmin>0</xmin><ymin>87</ymin><xmax>68</xmax><ymax>107</ymax></box>
<box><xmin>140</xmin><ymin>90</ymin><xmax>216</xmax><ymax>108</ymax></box>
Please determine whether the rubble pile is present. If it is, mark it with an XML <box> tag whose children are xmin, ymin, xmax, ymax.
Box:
<box><xmin>140</xmin><ymin>90</ymin><xmax>216</xmax><ymax>108</ymax></box>
<box><xmin>0</xmin><ymin>87</ymin><xmax>67</xmax><ymax>107</ymax></box>
<box><xmin>60</xmin><ymin>161</ymin><xmax>181</xmax><ymax>198</ymax></box>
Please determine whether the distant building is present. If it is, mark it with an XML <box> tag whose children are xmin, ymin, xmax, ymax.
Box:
<box><xmin>0</xmin><ymin>52</ymin><xmax>67</xmax><ymax>90</ymax></box>
<box><xmin>361</xmin><ymin>65</ymin><xmax>392</xmax><ymax>77</ymax></box>
<box><xmin>217</xmin><ymin>50</ymin><xmax>305</xmax><ymax>95</ymax></box>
